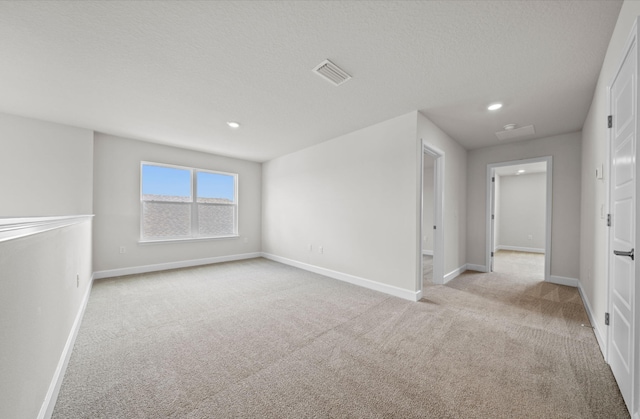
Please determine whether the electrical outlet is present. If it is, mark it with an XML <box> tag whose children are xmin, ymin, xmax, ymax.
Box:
<box><xmin>319</xmin><ymin>246</ymin><xmax>324</xmax><ymax>254</ymax></box>
<box><xmin>76</xmin><ymin>274</ymin><xmax>80</xmax><ymax>288</ymax></box>
<box><xmin>119</xmin><ymin>246</ymin><xmax>126</xmax><ymax>254</ymax></box>
<box><xmin>308</xmin><ymin>244</ymin><xmax>312</xmax><ymax>252</ymax></box>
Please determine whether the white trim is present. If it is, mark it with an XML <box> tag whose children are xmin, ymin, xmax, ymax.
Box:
<box><xmin>547</xmin><ymin>275</ymin><xmax>579</xmax><ymax>288</ymax></box>
<box><xmin>93</xmin><ymin>252</ymin><xmax>261</xmax><ymax>280</ymax></box>
<box><xmin>422</xmin><ymin>249</ymin><xmax>434</xmax><ymax>256</ymax></box>
<box><xmin>485</xmin><ymin>156</ymin><xmax>553</xmax><ymax>282</ymax></box>
<box><xmin>466</xmin><ymin>264</ymin><xmax>488</xmax><ymax>273</ymax></box>
<box><xmin>0</xmin><ymin>215</ymin><xmax>94</xmax><ymax>243</ymax></box>
<box><xmin>38</xmin><ymin>273</ymin><xmax>94</xmax><ymax>419</ymax></box>
<box><xmin>443</xmin><ymin>264</ymin><xmax>467</xmax><ymax>284</ymax></box>
<box><xmin>139</xmin><ymin>234</ymin><xmax>240</xmax><ymax>244</ymax></box>
<box><xmin>419</xmin><ymin>140</ymin><xmax>445</xmax><ymax>290</ymax></box>
<box><xmin>578</xmin><ymin>281</ymin><xmax>607</xmax><ymax>359</ymax></box>
<box><xmin>495</xmin><ymin>245</ymin><xmax>545</xmax><ymax>254</ymax></box>
<box><xmin>262</xmin><ymin>253</ymin><xmax>421</xmax><ymax>302</ymax></box>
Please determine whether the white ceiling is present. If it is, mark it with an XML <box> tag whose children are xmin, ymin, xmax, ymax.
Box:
<box><xmin>0</xmin><ymin>1</ymin><xmax>622</xmax><ymax>162</ymax></box>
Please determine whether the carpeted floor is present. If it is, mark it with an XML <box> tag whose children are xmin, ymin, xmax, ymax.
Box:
<box><xmin>493</xmin><ymin>249</ymin><xmax>545</xmax><ymax>280</ymax></box>
<box><xmin>53</xmin><ymin>256</ymin><xmax>629</xmax><ymax>418</ymax></box>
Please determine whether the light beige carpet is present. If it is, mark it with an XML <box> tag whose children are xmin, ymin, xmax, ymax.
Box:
<box><xmin>53</xmin><ymin>257</ymin><xmax>628</xmax><ymax>418</ymax></box>
<box><xmin>493</xmin><ymin>249</ymin><xmax>545</xmax><ymax>280</ymax></box>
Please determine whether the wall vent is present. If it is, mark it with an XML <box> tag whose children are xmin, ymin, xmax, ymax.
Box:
<box><xmin>495</xmin><ymin>124</ymin><xmax>535</xmax><ymax>141</ymax></box>
<box><xmin>313</xmin><ymin>59</ymin><xmax>351</xmax><ymax>86</ymax></box>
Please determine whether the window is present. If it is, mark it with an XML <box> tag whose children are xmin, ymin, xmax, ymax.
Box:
<box><xmin>140</xmin><ymin>162</ymin><xmax>238</xmax><ymax>241</ymax></box>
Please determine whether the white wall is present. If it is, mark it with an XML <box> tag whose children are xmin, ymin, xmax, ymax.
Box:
<box><xmin>0</xmin><ymin>112</ymin><xmax>93</xmax><ymax>216</ymax></box>
<box><xmin>262</xmin><ymin>112</ymin><xmax>420</xmax><ymax>294</ymax></box>
<box><xmin>92</xmin><ymin>133</ymin><xmax>262</xmax><ymax>273</ymax></box>
<box><xmin>497</xmin><ymin>173</ymin><xmax>546</xmax><ymax>251</ymax></box>
<box><xmin>417</xmin><ymin>113</ymin><xmax>467</xmax><ymax>277</ymax></box>
<box><xmin>0</xmin><ymin>112</ymin><xmax>94</xmax><ymax>418</ymax></box>
<box><xmin>467</xmin><ymin>132</ymin><xmax>582</xmax><ymax>279</ymax></box>
<box><xmin>422</xmin><ymin>155</ymin><xmax>434</xmax><ymax>252</ymax></box>
<box><xmin>580</xmin><ymin>5</ymin><xmax>640</xmax><ymax>411</ymax></box>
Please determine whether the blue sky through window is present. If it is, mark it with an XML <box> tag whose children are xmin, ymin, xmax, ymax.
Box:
<box><xmin>142</xmin><ymin>164</ymin><xmax>235</xmax><ymax>201</ymax></box>
<box><xmin>197</xmin><ymin>172</ymin><xmax>235</xmax><ymax>201</ymax></box>
<box><xmin>142</xmin><ymin>165</ymin><xmax>191</xmax><ymax>197</ymax></box>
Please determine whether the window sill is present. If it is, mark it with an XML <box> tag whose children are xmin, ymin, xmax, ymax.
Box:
<box><xmin>139</xmin><ymin>235</ymin><xmax>240</xmax><ymax>245</ymax></box>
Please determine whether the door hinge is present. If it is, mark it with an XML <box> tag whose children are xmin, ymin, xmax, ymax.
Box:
<box><xmin>608</xmin><ymin>115</ymin><xmax>612</xmax><ymax>128</ymax></box>
<box><xmin>491</xmin><ymin>214</ymin><xmax>495</xmax><ymax>220</ymax></box>
<box><xmin>607</xmin><ymin>214</ymin><xmax>611</xmax><ymax>227</ymax></box>
<box><xmin>491</xmin><ymin>252</ymin><xmax>494</xmax><ymax>257</ymax></box>
<box><xmin>433</xmin><ymin>225</ymin><xmax>436</xmax><ymax>230</ymax></box>
<box><xmin>605</xmin><ymin>312</ymin><xmax>610</xmax><ymax>326</ymax></box>
<box><xmin>492</xmin><ymin>176</ymin><xmax>495</xmax><ymax>182</ymax></box>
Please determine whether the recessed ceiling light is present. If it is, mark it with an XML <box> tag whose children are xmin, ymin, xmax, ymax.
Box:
<box><xmin>488</xmin><ymin>103</ymin><xmax>503</xmax><ymax>111</ymax></box>
<box><xmin>227</xmin><ymin>121</ymin><xmax>240</xmax><ymax>128</ymax></box>
<box><xmin>517</xmin><ymin>169</ymin><xmax>526</xmax><ymax>174</ymax></box>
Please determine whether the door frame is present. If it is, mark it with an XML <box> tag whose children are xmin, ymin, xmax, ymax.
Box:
<box><xmin>606</xmin><ymin>17</ymin><xmax>639</xmax><ymax>416</ymax></box>
<box><xmin>485</xmin><ymin>156</ymin><xmax>553</xmax><ymax>282</ymax></box>
<box><xmin>419</xmin><ymin>140</ymin><xmax>445</xmax><ymax>291</ymax></box>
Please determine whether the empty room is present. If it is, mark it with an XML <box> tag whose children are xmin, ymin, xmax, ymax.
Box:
<box><xmin>2</xmin><ymin>1</ymin><xmax>640</xmax><ymax>418</ymax></box>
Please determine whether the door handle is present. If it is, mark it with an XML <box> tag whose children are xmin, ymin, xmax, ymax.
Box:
<box><xmin>614</xmin><ymin>248</ymin><xmax>634</xmax><ymax>260</ymax></box>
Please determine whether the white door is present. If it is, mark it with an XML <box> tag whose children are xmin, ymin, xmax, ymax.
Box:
<box><xmin>608</xmin><ymin>27</ymin><xmax>636</xmax><ymax>413</ymax></box>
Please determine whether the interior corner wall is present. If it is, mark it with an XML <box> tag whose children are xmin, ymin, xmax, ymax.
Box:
<box><xmin>417</xmin><ymin>112</ymin><xmax>467</xmax><ymax>277</ymax></box>
<box><xmin>262</xmin><ymin>112</ymin><xmax>420</xmax><ymax>293</ymax></box>
<box><xmin>0</xmin><ymin>112</ymin><xmax>93</xmax><ymax>217</ymax></box>
<box><xmin>580</xmin><ymin>1</ymin><xmax>640</xmax><ymax>351</ymax></box>
<box><xmin>0</xmin><ymin>112</ymin><xmax>94</xmax><ymax>418</ymax></box>
<box><xmin>92</xmin><ymin>133</ymin><xmax>262</xmax><ymax>273</ymax></box>
<box><xmin>498</xmin><ymin>173</ymin><xmax>546</xmax><ymax>251</ymax></box>
<box><xmin>466</xmin><ymin>132</ymin><xmax>582</xmax><ymax>279</ymax></box>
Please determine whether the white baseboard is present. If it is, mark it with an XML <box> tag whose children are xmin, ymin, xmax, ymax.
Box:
<box><xmin>466</xmin><ymin>264</ymin><xmax>488</xmax><ymax>273</ymax></box>
<box><xmin>547</xmin><ymin>275</ymin><xmax>579</xmax><ymax>288</ymax></box>
<box><xmin>496</xmin><ymin>245</ymin><xmax>545</xmax><ymax>254</ymax></box>
<box><xmin>38</xmin><ymin>274</ymin><xmax>94</xmax><ymax>419</ymax></box>
<box><xmin>443</xmin><ymin>264</ymin><xmax>467</xmax><ymax>284</ymax></box>
<box><xmin>261</xmin><ymin>253</ymin><xmax>421</xmax><ymax>302</ymax></box>
<box><xmin>422</xmin><ymin>249</ymin><xmax>433</xmax><ymax>256</ymax></box>
<box><xmin>93</xmin><ymin>252</ymin><xmax>262</xmax><ymax>280</ymax></box>
<box><xmin>577</xmin><ymin>281</ymin><xmax>607</xmax><ymax>360</ymax></box>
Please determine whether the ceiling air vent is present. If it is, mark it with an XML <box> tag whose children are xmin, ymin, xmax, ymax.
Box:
<box><xmin>313</xmin><ymin>59</ymin><xmax>351</xmax><ymax>86</ymax></box>
<box><xmin>495</xmin><ymin>124</ymin><xmax>536</xmax><ymax>141</ymax></box>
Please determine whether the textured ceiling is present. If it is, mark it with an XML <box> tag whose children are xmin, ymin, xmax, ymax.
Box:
<box><xmin>0</xmin><ymin>1</ymin><xmax>622</xmax><ymax>162</ymax></box>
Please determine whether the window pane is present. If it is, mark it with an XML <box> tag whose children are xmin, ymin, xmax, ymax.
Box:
<box><xmin>198</xmin><ymin>204</ymin><xmax>235</xmax><ymax>236</ymax></box>
<box><xmin>197</xmin><ymin>172</ymin><xmax>235</xmax><ymax>203</ymax></box>
<box><xmin>142</xmin><ymin>165</ymin><xmax>191</xmax><ymax>201</ymax></box>
<box><xmin>142</xmin><ymin>202</ymin><xmax>191</xmax><ymax>238</ymax></box>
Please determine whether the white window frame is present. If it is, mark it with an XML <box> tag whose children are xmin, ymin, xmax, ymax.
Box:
<box><xmin>140</xmin><ymin>161</ymin><xmax>239</xmax><ymax>243</ymax></box>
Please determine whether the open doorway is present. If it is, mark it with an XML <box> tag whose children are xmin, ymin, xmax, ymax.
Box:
<box><xmin>420</xmin><ymin>141</ymin><xmax>444</xmax><ymax>293</ymax></box>
<box><xmin>486</xmin><ymin>157</ymin><xmax>552</xmax><ymax>282</ymax></box>
<box><xmin>423</xmin><ymin>153</ymin><xmax>436</xmax><ymax>285</ymax></box>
